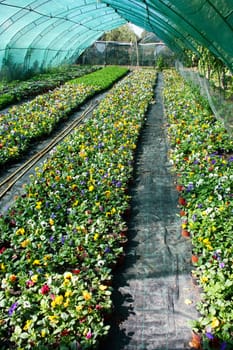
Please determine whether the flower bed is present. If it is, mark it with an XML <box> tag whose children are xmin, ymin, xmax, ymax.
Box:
<box><xmin>0</xmin><ymin>66</ymin><xmax>128</xmax><ymax>166</ymax></box>
<box><xmin>0</xmin><ymin>68</ymin><xmax>156</xmax><ymax>349</ymax></box>
<box><xmin>164</xmin><ymin>69</ymin><xmax>233</xmax><ymax>349</ymax></box>
<box><xmin>0</xmin><ymin>65</ymin><xmax>99</xmax><ymax>109</ymax></box>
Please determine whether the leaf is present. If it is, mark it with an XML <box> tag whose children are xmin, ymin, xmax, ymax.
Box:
<box><xmin>20</xmin><ymin>332</ymin><xmax>29</xmax><ymax>339</ymax></box>
<box><xmin>61</xmin><ymin>312</ymin><xmax>69</xmax><ymax>321</ymax></box>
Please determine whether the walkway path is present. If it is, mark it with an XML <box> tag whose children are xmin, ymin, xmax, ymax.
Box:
<box><xmin>102</xmin><ymin>73</ymin><xmax>199</xmax><ymax>350</ymax></box>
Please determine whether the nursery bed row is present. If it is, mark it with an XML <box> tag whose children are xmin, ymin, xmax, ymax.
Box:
<box><xmin>0</xmin><ymin>66</ymin><xmax>128</xmax><ymax>166</ymax></box>
<box><xmin>0</xmin><ymin>68</ymin><xmax>157</xmax><ymax>349</ymax></box>
<box><xmin>0</xmin><ymin>65</ymin><xmax>99</xmax><ymax>110</ymax></box>
<box><xmin>163</xmin><ymin>69</ymin><xmax>233</xmax><ymax>349</ymax></box>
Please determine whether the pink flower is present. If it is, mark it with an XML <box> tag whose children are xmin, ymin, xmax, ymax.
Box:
<box><xmin>41</xmin><ymin>284</ymin><xmax>50</xmax><ymax>295</ymax></box>
<box><xmin>26</xmin><ymin>280</ymin><xmax>35</xmax><ymax>288</ymax></box>
<box><xmin>86</xmin><ymin>330</ymin><xmax>92</xmax><ymax>339</ymax></box>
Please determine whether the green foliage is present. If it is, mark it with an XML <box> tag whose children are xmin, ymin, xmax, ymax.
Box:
<box><xmin>101</xmin><ymin>24</ymin><xmax>137</xmax><ymax>42</ymax></box>
<box><xmin>71</xmin><ymin>66</ymin><xmax>128</xmax><ymax>89</ymax></box>
<box><xmin>0</xmin><ymin>66</ymin><xmax>99</xmax><ymax>109</ymax></box>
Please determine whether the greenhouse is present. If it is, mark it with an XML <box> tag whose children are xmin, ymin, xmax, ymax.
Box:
<box><xmin>0</xmin><ymin>1</ymin><xmax>233</xmax><ymax>350</ymax></box>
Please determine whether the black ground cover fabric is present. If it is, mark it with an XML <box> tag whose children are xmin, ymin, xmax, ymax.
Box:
<box><xmin>101</xmin><ymin>73</ymin><xmax>200</xmax><ymax>350</ymax></box>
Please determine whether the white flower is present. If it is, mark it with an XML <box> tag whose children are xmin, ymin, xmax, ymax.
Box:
<box><xmin>97</xmin><ymin>260</ymin><xmax>105</xmax><ymax>267</ymax></box>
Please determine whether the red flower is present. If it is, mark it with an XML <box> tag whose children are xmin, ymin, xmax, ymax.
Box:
<box><xmin>41</xmin><ymin>284</ymin><xmax>50</xmax><ymax>295</ymax></box>
<box><xmin>178</xmin><ymin>197</ymin><xmax>187</xmax><ymax>206</ymax></box>
<box><xmin>72</xmin><ymin>269</ymin><xmax>81</xmax><ymax>274</ymax></box>
<box><xmin>61</xmin><ymin>329</ymin><xmax>70</xmax><ymax>337</ymax></box>
<box><xmin>0</xmin><ymin>247</ymin><xmax>6</xmax><ymax>254</ymax></box>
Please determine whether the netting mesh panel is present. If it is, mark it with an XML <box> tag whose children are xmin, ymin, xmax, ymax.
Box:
<box><xmin>78</xmin><ymin>41</ymin><xmax>174</xmax><ymax>67</ymax></box>
<box><xmin>176</xmin><ymin>61</ymin><xmax>233</xmax><ymax>135</ymax></box>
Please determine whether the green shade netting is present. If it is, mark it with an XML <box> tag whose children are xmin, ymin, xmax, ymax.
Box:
<box><xmin>0</xmin><ymin>0</ymin><xmax>232</xmax><ymax>73</ymax></box>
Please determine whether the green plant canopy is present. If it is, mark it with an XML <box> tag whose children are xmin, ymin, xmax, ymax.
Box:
<box><xmin>0</xmin><ymin>0</ymin><xmax>232</xmax><ymax>74</ymax></box>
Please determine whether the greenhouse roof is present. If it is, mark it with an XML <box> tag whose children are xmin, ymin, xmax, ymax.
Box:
<box><xmin>0</xmin><ymin>0</ymin><xmax>232</xmax><ymax>72</ymax></box>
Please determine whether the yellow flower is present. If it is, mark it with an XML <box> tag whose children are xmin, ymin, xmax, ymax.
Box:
<box><xmin>33</xmin><ymin>259</ymin><xmax>41</xmax><ymax>266</ymax></box>
<box><xmin>64</xmin><ymin>298</ymin><xmax>70</xmax><ymax>308</ymax></box>
<box><xmin>76</xmin><ymin>305</ymin><xmax>83</xmax><ymax>312</ymax></box>
<box><xmin>31</xmin><ymin>275</ymin><xmax>38</xmax><ymax>283</ymax></box>
<box><xmin>65</xmin><ymin>289</ymin><xmax>73</xmax><ymax>298</ymax></box>
<box><xmin>79</xmin><ymin>149</ymin><xmax>86</xmax><ymax>158</ymax></box>
<box><xmin>88</xmin><ymin>185</ymin><xmax>95</xmax><ymax>192</ymax></box>
<box><xmin>21</xmin><ymin>239</ymin><xmax>30</xmax><ymax>248</ymax></box>
<box><xmin>64</xmin><ymin>272</ymin><xmax>72</xmax><ymax>280</ymax></box>
<box><xmin>36</xmin><ymin>201</ymin><xmax>42</xmax><ymax>210</ymax></box>
<box><xmin>211</xmin><ymin>318</ymin><xmax>220</xmax><ymax>328</ymax></box>
<box><xmin>16</xmin><ymin>227</ymin><xmax>25</xmax><ymax>235</ymax></box>
<box><xmin>82</xmin><ymin>291</ymin><xmax>91</xmax><ymax>301</ymax></box>
<box><xmin>41</xmin><ymin>329</ymin><xmax>46</xmax><ymax>337</ymax></box>
<box><xmin>94</xmin><ymin>233</ymin><xmax>99</xmax><ymax>241</ymax></box>
<box><xmin>48</xmin><ymin>315</ymin><xmax>59</xmax><ymax>324</ymax></box>
<box><xmin>49</xmin><ymin>218</ymin><xmax>54</xmax><ymax>226</ymax></box>
<box><xmin>105</xmin><ymin>190</ymin><xmax>111</xmax><ymax>198</ymax></box>
<box><xmin>111</xmin><ymin>208</ymin><xmax>116</xmax><ymax>215</ymax></box>
<box><xmin>200</xmin><ymin>276</ymin><xmax>208</xmax><ymax>283</ymax></box>
<box><xmin>99</xmin><ymin>284</ymin><xmax>108</xmax><ymax>291</ymax></box>
<box><xmin>203</xmin><ymin>238</ymin><xmax>210</xmax><ymax>245</ymax></box>
<box><xmin>43</xmin><ymin>254</ymin><xmax>52</xmax><ymax>261</ymax></box>
<box><xmin>73</xmin><ymin>199</ymin><xmax>79</xmax><ymax>206</ymax></box>
<box><xmin>51</xmin><ymin>295</ymin><xmax>64</xmax><ymax>308</ymax></box>
<box><xmin>23</xmin><ymin>319</ymin><xmax>32</xmax><ymax>331</ymax></box>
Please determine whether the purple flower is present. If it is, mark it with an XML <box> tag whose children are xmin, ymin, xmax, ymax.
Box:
<box><xmin>198</xmin><ymin>203</ymin><xmax>203</xmax><ymax>208</ymax></box>
<box><xmin>186</xmin><ymin>183</ymin><xmax>194</xmax><ymax>192</ymax></box>
<box><xmin>220</xmin><ymin>342</ymin><xmax>228</xmax><ymax>350</ymax></box>
<box><xmin>49</xmin><ymin>236</ymin><xmax>54</xmax><ymax>243</ymax></box>
<box><xmin>61</xmin><ymin>235</ymin><xmax>67</xmax><ymax>244</ymax></box>
<box><xmin>116</xmin><ymin>181</ymin><xmax>122</xmax><ymax>188</ymax></box>
<box><xmin>206</xmin><ymin>331</ymin><xmax>214</xmax><ymax>340</ymax></box>
<box><xmin>8</xmin><ymin>302</ymin><xmax>18</xmax><ymax>316</ymax></box>
<box><xmin>192</xmin><ymin>214</ymin><xmax>197</xmax><ymax>222</ymax></box>
<box><xmin>104</xmin><ymin>246</ymin><xmax>111</xmax><ymax>254</ymax></box>
<box><xmin>219</xmin><ymin>262</ymin><xmax>225</xmax><ymax>268</ymax></box>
